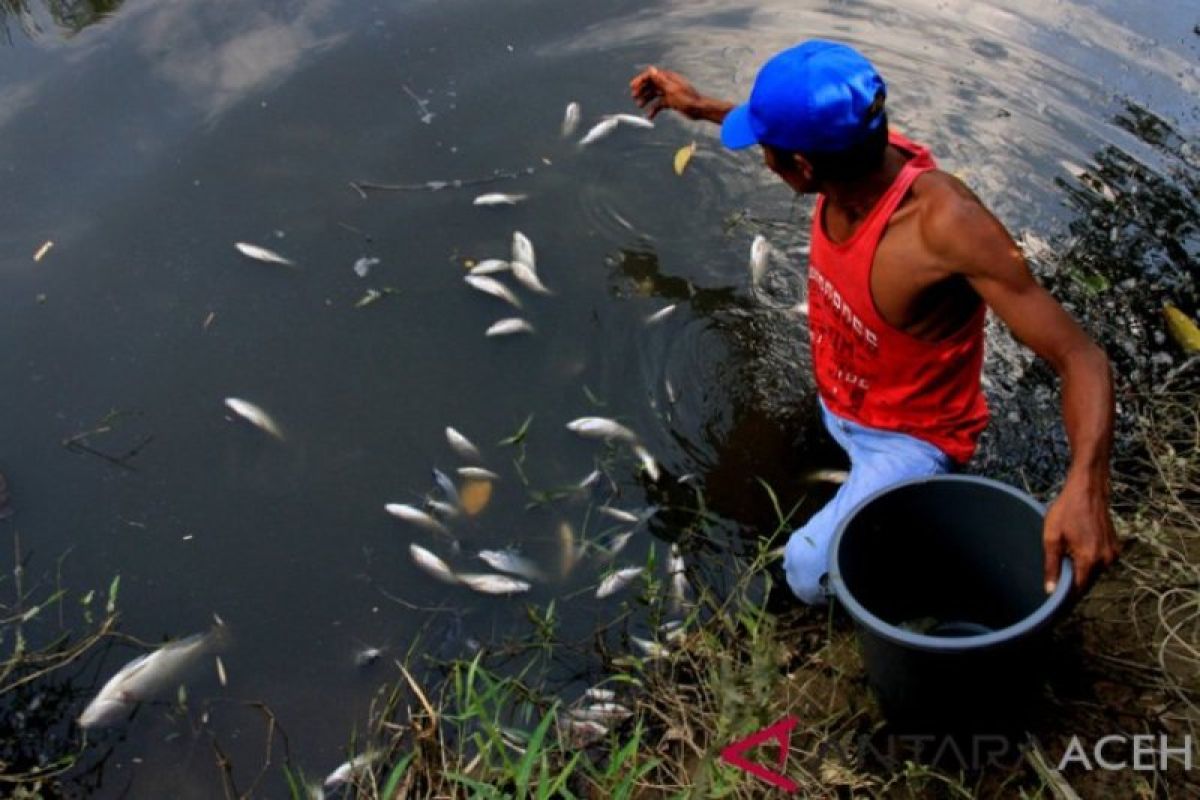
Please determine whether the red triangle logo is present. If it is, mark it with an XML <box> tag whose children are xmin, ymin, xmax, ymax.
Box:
<box><xmin>719</xmin><ymin>716</ymin><xmax>800</xmax><ymax>792</ymax></box>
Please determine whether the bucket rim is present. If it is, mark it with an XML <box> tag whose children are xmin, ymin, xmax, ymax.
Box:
<box><xmin>827</xmin><ymin>474</ymin><xmax>1074</xmax><ymax>652</ymax></box>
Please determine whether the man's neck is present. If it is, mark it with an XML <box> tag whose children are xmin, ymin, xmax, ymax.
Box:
<box><xmin>822</xmin><ymin>145</ymin><xmax>908</xmax><ymax>222</ymax></box>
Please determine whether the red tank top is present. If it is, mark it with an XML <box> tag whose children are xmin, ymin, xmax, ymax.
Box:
<box><xmin>808</xmin><ymin>132</ymin><xmax>988</xmax><ymax>464</ymax></box>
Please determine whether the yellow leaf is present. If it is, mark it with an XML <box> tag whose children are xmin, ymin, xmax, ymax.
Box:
<box><xmin>673</xmin><ymin>142</ymin><xmax>696</xmax><ymax>176</ymax></box>
<box><xmin>1164</xmin><ymin>304</ymin><xmax>1200</xmax><ymax>353</ymax></box>
<box><xmin>459</xmin><ymin>479</ymin><xmax>493</xmax><ymax>516</ymax></box>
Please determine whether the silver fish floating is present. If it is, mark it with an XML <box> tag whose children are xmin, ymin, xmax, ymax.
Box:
<box><xmin>749</xmin><ymin>235</ymin><xmax>770</xmax><ymax>286</ymax></box>
<box><xmin>645</xmin><ymin>304</ymin><xmax>676</xmax><ymax>325</ymax></box>
<box><xmin>578</xmin><ymin>117</ymin><xmax>619</xmax><ymax>147</ymax></box>
<box><xmin>386</xmin><ymin>504</ymin><xmax>452</xmax><ymax>538</ymax></box>
<box><xmin>566</xmin><ymin>417</ymin><xmax>638</xmax><ymax>443</ymax></box>
<box><xmin>564</xmin><ymin>717</ymin><xmax>608</xmax><ymax>747</ymax></box>
<box><xmin>669</xmin><ymin>545</ymin><xmax>690</xmax><ymax>612</ymax></box>
<box><xmin>457</xmin><ymin>466</ymin><xmax>500</xmax><ymax>481</ymax></box>
<box><xmin>457</xmin><ymin>572</ymin><xmax>532</xmax><ymax>596</ymax></box>
<box><xmin>577</xmin><ymin>469</ymin><xmax>603</xmax><ymax>489</ymax></box>
<box><xmin>511</xmin><ymin>260</ymin><xmax>552</xmax><ymax>295</ymax></box>
<box><xmin>352</xmin><ymin>256</ymin><xmax>379</xmax><ymax>278</ymax></box>
<box><xmin>79</xmin><ymin>627</ymin><xmax>222</xmax><ymax>728</ymax></box>
<box><xmin>604</xmin><ymin>113</ymin><xmax>654</xmax><ymax>129</ymax></box>
<box><xmin>445</xmin><ymin>427</ymin><xmax>483</xmax><ymax>463</ymax></box>
<box><xmin>598</xmin><ymin>506</ymin><xmax>639</xmax><ymax>524</ymax></box>
<box><xmin>570</xmin><ymin>702</ymin><xmax>632</xmax><ymax>723</ymax></box>
<box><xmin>562</xmin><ymin>102</ymin><xmax>581</xmax><ymax>137</ymax></box>
<box><xmin>478</xmin><ymin>548</ymin><xmax>543</xmax><ymax>581</ymax></box>
<box><xmin>486</xmin><ymin>318</ymin><xmax>535</xmax><ymax>337</ymax></box>
<box><xmin>354</xmin><ymin>646</ymin><xmax>384</xmax><ymax>667</ymax></box>
<box><xmin>512</xmin><ymin>231</ymin><xmax>536</xmax><ymax>270</ymax></box>
<box><xmin>425</xmin><ymin>499</ymin><xmax>460</xmax><ymax>520</ymax></box>
<box><xmin>470</xmin><ymin>259</ymin><xmax>510</xmax><ymax>275</ymax></box>
<box><xmin>235</xmin><ymin>242</ymin><xmax>294</xmax><ymax>266</ymax></box>
<box><xmin>631</xmin><ymin>636</ymin><xmax>669</xmax><ymax>659</ymax></box>
<box><xmin>324</xmin><ymin>753</ymin><xmax>376</xmax><ymax>789</ymax></box>
<box><xmin>558</xmin><ymin>521</ymin><xmax>581</xmax><ymax>579</ymax></box>
<box><xmin>805</xmin><ymin>468</ymin><xmax>849</xmax><ymax>485</ymax></box>
<box><xmin>224</xmin><ymin>397</ymin><xmax>284</xmax><ymax>441</ymax></box>
<box><xmin>584</xmin><ymin>687</ymin><xmax>616</xmax><ymax>703</ymax></box>
<box><xmin>432</xmin><ymin>468</ymin><xmax>462</xmax><ymax>507</ymax></box>
<box><xmin>603</xmin><ymin>530</ymin><xmax>634</xmax><ymax>557</ymax></box>
<box><xmin>473</xmin><ymin>193</ymin><xmax>528</xmax><ymax>206</ymax></box>
<box><xmin>634</xmin><ymin>445</ymin><xmax>660</xmax><ymax>482</ymax></box>
<box><xmin>465</xmin><ymin>275</ymin><xmax>522</xmax><ymax>309</ymax></box>
<box><xmin>596</xmin><ymin>566</ymin><xmax>644</xmax><ymax>599</ymax></box>
<box><xmin>408</xmin><ymin>543</ymin><xmax>459</xmax><ymax>584</ymax></box>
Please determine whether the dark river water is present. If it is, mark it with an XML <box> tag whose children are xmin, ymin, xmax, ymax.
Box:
<box><xmin>0</xmin><ymin>0</ymin><xmax>1196</xmax><ymax>796</ymax></box>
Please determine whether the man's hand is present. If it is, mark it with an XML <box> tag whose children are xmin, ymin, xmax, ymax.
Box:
<box><xmin>629</xmin><ymin>67</ymin><xmax>733</xmax><ymax>123</ymax></box>
<box><xmin>1042</xmin><ymin>472</ymin><xmax>1120</xmax><ymax>594</ymax></box>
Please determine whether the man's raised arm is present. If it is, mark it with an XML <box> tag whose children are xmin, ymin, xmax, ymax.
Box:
<box><xmin>630</xmin><ymin>67</ymin><xmax>735</xmax><ymax>123</ymax></box>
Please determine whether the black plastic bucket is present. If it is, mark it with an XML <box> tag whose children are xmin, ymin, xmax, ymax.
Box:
<box><xmin>828</xmin><ymin>475</ymin><xmax>1073</xmax><ymax>731</ymax></box>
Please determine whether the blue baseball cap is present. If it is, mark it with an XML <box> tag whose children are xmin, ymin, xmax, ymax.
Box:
<box><xmin>721</xmin><ymin>40</ymin><xmax>887</xmax><ymax>154</ymax></box>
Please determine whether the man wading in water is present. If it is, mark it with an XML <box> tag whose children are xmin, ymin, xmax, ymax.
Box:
<box><xmin>630</xmin><ymin>40</ymin><xmax>1119</xmax><ymax>603</ymax></box>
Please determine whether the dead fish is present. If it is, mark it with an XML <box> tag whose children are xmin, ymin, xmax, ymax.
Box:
<box><xmin>224</xmin><ymin>398</ymin><xmax>284</xmax><ymax>441</ymax></box>
<box><xmin>79</xmin><ymin>628</ymin><xmax>221</xmax><ymax>728</ymax></box>
<box><xmin>602</xmin><ymin>530</ymin><xmax>634</xmax><ymax>557</ymax></box>
<box><xmin>352</xmin><ymin>256</ymin><xmax>379</xmax><ymax>278</ymax></box>
<box><xmin>470</xmin><ymin>259</ymin><xmax>510</xmax><ymax>275</ymax></box>
<box><xmin>486</xmin><ymin>318</ymin><xmax>535</xmax><ymax>337</ymax></box>
<box><xmin>353</xmin><ymin>646</ymin><xmax>384</xmax><ymax>667</ymax></box>
<box><xmin>578</xmin><ymin>117</ymin><xmax>619</xmax><ymax>147</ymax></box>
<box><xmin>457</xmin><ymin>466</ymin><xmax>499</xmax><ymax>481</ymax></box>
<box><xmin>669</xmin><ymin>545</ymin><xmax>689</xmax><ymax>612</ymax></box>
<box><xmin>478</xmin><ymin>548</ymin><xmax>543</xmax><ymax>581</ymax></box>
<box><xmin>445</xmin><ymin>427</ymin><xmax>483</xmax><ymax>463</ymax></box>
<box><xmin>596</xmin><ymin>566</ymin><xmax>644</xmax><ymax>599</ymax></box>
<box><xmin>645</xmin><ymin>304</ymin><xmax>676</xmax><ymax>325</ymax></box>
<box><xmin>215</xmin><ymin>656</ymin><xmax>228</xmax><ymax>687</ymax></box>
<box><xmin>564</xmin><ymin>717</ymin><xmax>608</xmax><ymax>747</ymax></box>
<box><xmin>598</xmin><ymin>506</ymin><xmax>639</xmax><ymax>524</ymax></box>
<box><xmin>604</xmin><ymin>113</ymin><xmax>654</xmax><ymax>129</ymax></box>
<box><xmin>235</xmin><ymin>242</ymin><xmax>294</xmax><ymax>266</ymax></box>
<box><xmin>465</xmin><ymin>275</ymin><xmax>523</xmax><ymax>309</ymax></box>
<box><xmin>631</xmin><ymin>636</ymin><xmax>669</xmax><ymax>659</ymax></box>
<box><xmin>584</xmin><ymin>687</ymin><xmax>616</xmax><ymax>703</ymax></box>
<box><xmin>510</xmin><ymin>260</ymin><xmax>552</xmax><ymax>294</ymax></box>
<box><xmin>562</xmin><ymin>102</ymin><xmax>581</xmax><ymax>137</ymax></box>
<box><xmin>324</xmin><ymin>753</ymin><xmax>375</xmax><ymax>789</ymax></box>
<box><xmin>408</xmin><ymin>543</ymin><xmax>459</xmax><ymax>584</ymax></box>
<box><xmin>386</xmin><ymin>504</ymin><xmax>452</xmax><ymax>538</ymax></box>
<box><xmin>558</xmin><ymin>521</ymin><xmax>581</xmax><ymax>579</ymax></box>
<box><xmin>432</xmin><ymin>468</ymin><xmax>462</xmax><ymax>507</ymax></box>
<box><xmin>566</xmin><ymin>417</ymin><xmax>638</xmax><ymax>443</ymax></box>
<box><xmin>750</xmin><ymin>235</ymin><xmax>770</xmax><ymax>286</ymax></box>
<box><xmin>457</xmin><ymin>573</ymin><xmax>532</xmax><ymax>596</ymax></box>
<box><xmin>511</xmin><ymin>231</ymin><xmax>536</xmax><ymax>269</ymax></box>
<box><xmin>425</xmin><ymin>499</ymin><xmax>460</xmax><ymax>520</ymax></box>
<box><xmin>805</xmin><ymin>468</ymin><xmax>849</xmax><ymax>485</ymax></box>
<box><xmin>474</xmin><ymin>193</ymin><xmax>528</xmax><ymax>206</ymax></box>
<box><xmin>633</xmin><ymin>445</ymin><xmax>660</xmax><ymax>482</ymax></box>
<box><xmin>664</xmin><ymin>377</ymin><xmax>677</xmax><ymax>405</ymax></box>
<box><xmin>571</xmin><ymin>702</ymin><xmax>632</xmax><ymax>722</ymax></box>
<box><xmin>577</xmin><ymin>469</ymin><xmax>602</xmax><ymax>489</ymax></box>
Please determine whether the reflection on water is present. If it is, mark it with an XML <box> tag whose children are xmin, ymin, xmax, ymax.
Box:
<box><xmin>0</xmin><ymin>0</ymin><xmax>1195</xmax><ymax>793</ymax></box>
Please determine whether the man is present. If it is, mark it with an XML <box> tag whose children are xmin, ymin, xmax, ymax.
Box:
<box><xmin>630</xmin><ymin>40</ymin><xmax>1119</xmax><ymax>604</ymax></box>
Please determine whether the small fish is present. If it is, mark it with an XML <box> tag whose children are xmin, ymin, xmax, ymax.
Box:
<box><xmin>571</xmin><ymin>702</ymin><xmax>633</xmax><ymax>722</ymax></box>
<box><xmin>584</xmin><ymin>687</ymin><xmax>616</xmax><ymax>703</ymax></box>
<box><xmin>457</xmin><ymin>573</ymin><xmax>532</xmax><ymax>596</ymax></box>
<box><xmin>215</xmin><ymin>656</ymin><xmax>228</xmax><ymax>687</ymax></box>
<box><xmin>235</xmin><ymin>242</ymin><xmax>294</xmax><ymax>266</ymax></box>
<box><xmin>603</xmin><ymin>530</ymin><xmax>634</xmax><ymax>557</ymax></box>
<box><xmin>578</xmin><ymin>117</ymin><xmax>619</xmax><ymax>147</ymax></box>
<box><xmin>352</xmin><ymin>256</ymin><xmax>379</xmax><ymax>278</ymax></box>
<box><xmin>511</xmin><ymin>260</ymin><xmax>552</xmax><ymax>294</ymax></box>
<box><xmin>425</xmin><ymin>499</ymin><xmax>460</xmax><ymax>520</ymax></box>
<box><xmin>354</xmin><ymin>646</ymin><xmax>383</xmax><ymax>667</ymax></box>
<box><xmin>645</xmin><ymin>304</ymin><xmax>676</xmax><ymax>325</ymax></box>
<box><xmin>408</xmin><ymin>543</ymin><xmax>459</xmax><ymax>584</ymax></box>
<box><xmin>562</xmin><ymin>102</ymin><xmax>581</xmax><ymax>137</ymax></box>
<box><xmin>470</xmin><ymin>259</ymin><xmax>510</xmax><ymax>275</ymax></box>
<box><xmin>664</xmin><ymin>377</ymin><xmax>677</xmax><ymax>404</ymax></box>
<box><xmin>473</xmin><ymin>193</ymin><xmax>528</xmax><ymax>206</ymax></box>
<box><xmin>224</xmin><ymin>398</ymin><xmax>284</xmax><ymax>441</ymax></box>
<box><xmin>432</xmin><ymin>468</ymin><xmax>462</xmax><ymax>507</ymax></box>
<box><xmin>566</xmin><ymin>417</ymin><xmax>638</xmax><ymax>443</ymax></box>
<box><xmin>805</xmin><ymin>468</ymin><xmax>850</xmax><ymax>485</ymax></box>
<box><xmin>79</xmin><ymin>628</ymin><xmax>221</xmax><ymax>728</ymax></box>
<box><xmin>631</xmin><ymin>636</ymin><xmax>669</xmax><ymax>659</ymax></box>
<box><xmin>564</xmin><ymin>717</ymin><xmax>608</xmax><ymax>747</ymax></box>
<box><xmin>605</xmin><ymin>113</ymin><xmax>654</xmax><ymax>129</ymax></box>
<box><xmin>465</xmin><ymin>275</ymin><xmax>522</xmax><ymax>309</ymax></box>
<box><xmin>512</xmin><ymin>231</ymin><xmax>536</xmax><ymax>269</ymax></box>
<box><xmin>478</xmin><ymin>548</ymin><xmax>543</xmax><ymax>581</ymax></box>
<box><xmin>577</xmin><ymin>469</ymin><xmax>602</xmax><ymax>489</ymax></box>
<box><xmin>445</xmin><ymin>427</ymin><xmax>483</xmax><ymax>462</ymax></box>
<box><xmin>486</xmin><ymin>318</ymin><xmax>535</xmax><ymax>337</ymax></box>
<box><xmin>33</xmin><ymin>240</ymin><xmax>53</xmax><ymax>262</ymax></box>
<box><xmin>457</xmin><ymin>466</ymin><xmax>499</xmax><ymax>481</ymax></box>
<box><xmin>596</xmin><ymin>566</ymin><xmax>644</xmax><ymax>599</ymax></box>
<box><xmin>750</xmin><ymin>235</ymin><xmax>770</xmax><ymax>286</ymax></box>
<box><xmin>598</xmin><ymin>506</ymin><xmax>639</xmax><ymax>524</ymax></box>
<box><xmin>634</xmin><ymin>445</ymin><xmax>660</xmax><ymax>482</ymax></box>
<box><xmin>324</xmin><ymin>754</ymin><xmax>375</xmax><ymax>789</ymax></box>
<box><xmin>669</xmin><ymin>545</ymin><xmax>689</xmax><ymax>612</ymax></box>
<box><xmin>386</xmin><ymin>504</ymin><xmax>452</xmax><ymax>538</ymax></box>
<box><xmin>558</xmin><ymin>521</ymin><xmax>581</xmax><ymax>579</ymax></box>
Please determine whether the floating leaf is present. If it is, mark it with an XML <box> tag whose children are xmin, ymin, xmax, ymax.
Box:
<box><xmin>673</xmin><ymin>142</ymin><xmax>697</xmax><ymax>176</ymax></box>
<box><xmin>460</xmin><ymin>479</ymin><xmax>493</xmax><ymax>516</ymax></box>
<box><xmin>106</xmin><ymin>574</ymin><xmax>121</xmax><ymax>614</ymax></box>
<box><xmin>1164</xmin><ymin>304</ymin><xmax>1200</xmax><ymax>353</ymax></box>
<box><xmin>1068</xmin><ymin>268</ymin><xmax>1109</xmax><ymax>295</ymax></box>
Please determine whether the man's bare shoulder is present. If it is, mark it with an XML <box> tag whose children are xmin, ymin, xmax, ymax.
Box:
<box><xmin>910</xmin><ymin>170</ymin><xmax>1015</xmax><ymax>274</ymax></box>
